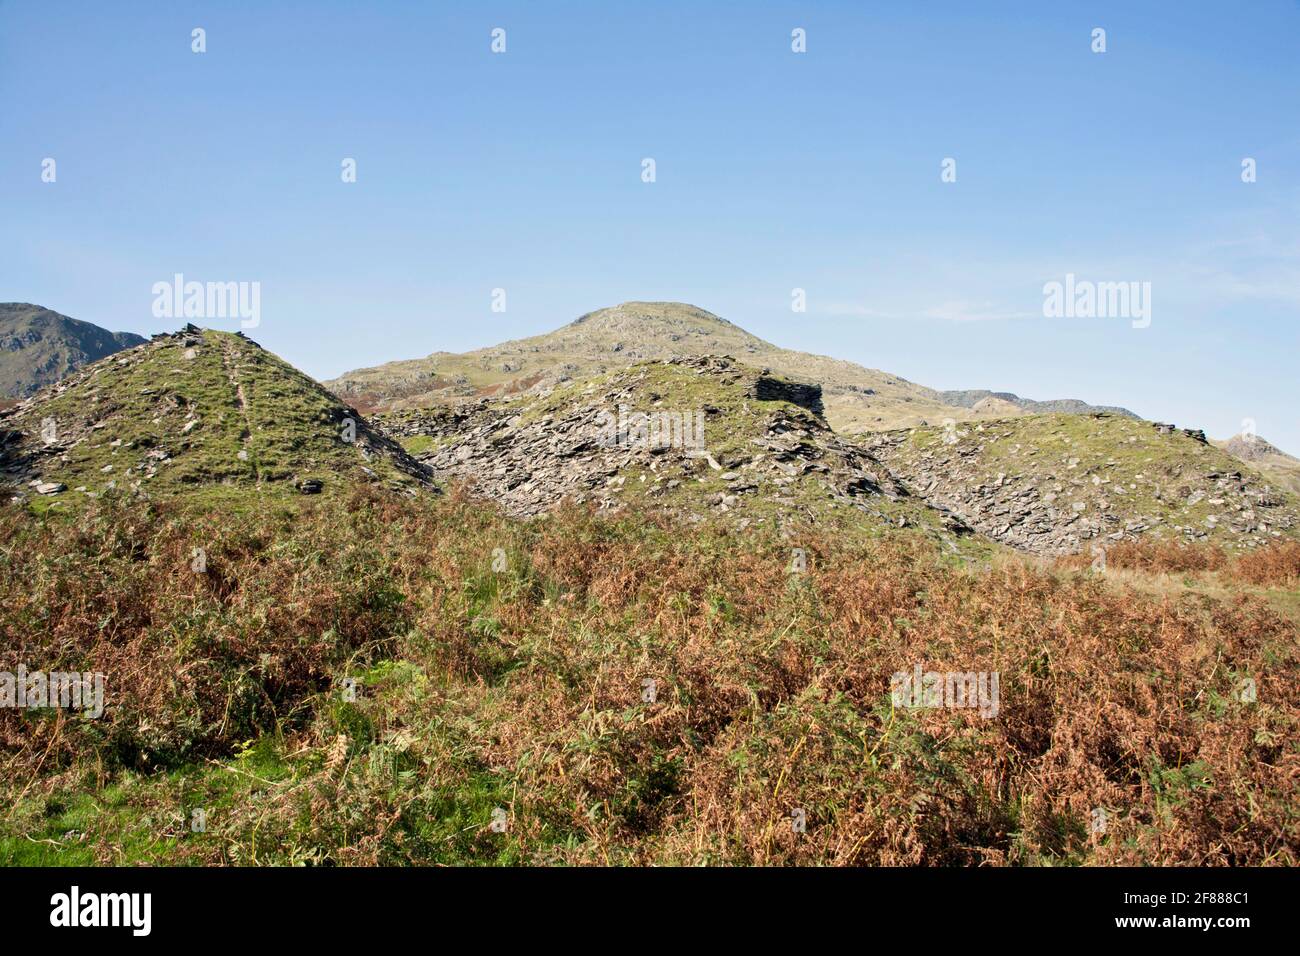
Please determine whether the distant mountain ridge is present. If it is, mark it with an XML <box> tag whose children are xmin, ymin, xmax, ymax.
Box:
<box><xmin>0</xmin><ymin>303</ymin><xmax>146</xmax><ymax>399</ymax></box>
<box><xmin>938</xmin><ymin>389</ymin><xmax>1138</xmax><ymax>419</ymax></box>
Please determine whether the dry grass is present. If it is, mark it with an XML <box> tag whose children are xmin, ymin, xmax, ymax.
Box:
<box><xmin>1</xmin><ymin>489</ymin><xmax>1297</xmax><ymax>866</ymax></box>
<box><xmin>1233</xmin><ymin>540</ymin><xmax>1300</xmax><ymax>588</ymax></box>
<box><xmin>1058</xmin><ymin>536</ymin><xmax>1300</xmax><ymax>588</ymax></box>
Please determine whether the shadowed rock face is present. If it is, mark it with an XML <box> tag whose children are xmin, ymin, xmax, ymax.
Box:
<box><xmin>0</xmin><ymin>303</ymin><xmax>146</xmax><ymax>398</ymax></box>
<box><xmin>750</xmin><ymin>375</ymin><xmax>823</xmax><ymax>417</ymax></box>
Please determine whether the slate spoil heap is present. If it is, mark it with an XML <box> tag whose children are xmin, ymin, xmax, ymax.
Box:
<box><xmin>377</xmin><ymin>356</ymin><xmax>920</xmax><ymax>532</ymax></box>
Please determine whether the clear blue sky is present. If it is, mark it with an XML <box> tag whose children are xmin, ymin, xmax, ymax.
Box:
<box><xmin>2</xmin><ymin>1</ymin><xmax>1297</xmax><ymax>450</ymax></box>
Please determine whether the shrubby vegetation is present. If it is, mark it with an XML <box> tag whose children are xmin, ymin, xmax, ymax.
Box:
<box><xmin>1</xmin><ymin>489</ymin><xmax>1297</xmax><ymax>865</ymax></box>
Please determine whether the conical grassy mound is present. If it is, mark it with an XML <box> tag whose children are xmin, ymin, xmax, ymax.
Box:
<box><xmin>0</xmin><ymin>325</ymin><xmax>431</xmax><ymax>512</ymax></box>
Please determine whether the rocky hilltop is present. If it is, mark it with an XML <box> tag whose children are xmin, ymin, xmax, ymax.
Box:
<box><xmin>0</xmin><ymin>303</ymin><xmax>145</xmax><ymax>398</ymax></box>
<box><xmin>1</xmin><ymin>324</ymin><xmax>430</xmax><ymax>509</ymax></box>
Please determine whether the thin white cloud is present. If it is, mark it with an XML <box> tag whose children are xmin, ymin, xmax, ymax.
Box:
<box><xmin>922</xmin><ymin>301</ymin><xmax>1038</xmax><ymax>323</ymax></box>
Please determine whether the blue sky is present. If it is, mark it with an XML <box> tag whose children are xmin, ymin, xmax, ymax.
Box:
<box><xmin>2</xmin><ymin>1</ymin><xmax>1297</xmax><ymax>449</ymax></box>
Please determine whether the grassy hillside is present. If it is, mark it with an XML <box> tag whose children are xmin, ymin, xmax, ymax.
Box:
<box><xmin>0</xmin><ymin>325</ymin><xmax>430</xmax><ymax>512</ymax></box>
<box><xmin>0</xmin><ymin>303</ymin><xmax>146</xmax><ymax>398</ymax></box>
<box><xmin>327</xmin><ymin>302</ymin><xmax>1127</xmax><ymax>434</ymax></box>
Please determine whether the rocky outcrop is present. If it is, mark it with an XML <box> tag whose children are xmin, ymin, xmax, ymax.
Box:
<box><xmin>377</xmin><ymin>356</ymin><xmax>904</xmax><ymax>524</ymax></box>
<box><xmin>328</xmin><ymin>301</ymin><xmax>1139</xmax><ymax>434</ymax></box>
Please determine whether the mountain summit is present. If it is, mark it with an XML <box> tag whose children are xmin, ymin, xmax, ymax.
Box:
<box><xmin>327</xmin><ymin>301</ymin><xmax>1132</xmax><ymax>433</ymax></box>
